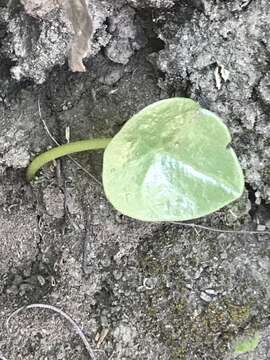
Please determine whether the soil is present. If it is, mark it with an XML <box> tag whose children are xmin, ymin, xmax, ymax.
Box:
<box><xmin>0</xmin><ymin>0</ymin><xmax>270</xmax><ymax>359</ymax></box>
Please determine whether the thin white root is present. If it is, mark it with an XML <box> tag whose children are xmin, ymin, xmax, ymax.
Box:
<box><xmin>6</xmin><ymin>303</ymin><xmax>96</xmax><ymax>360</ymax></box>
<box><xmin>172</xmin><ymin>221</ymin><xmax>270</xmax><ymax>235</ymax></box>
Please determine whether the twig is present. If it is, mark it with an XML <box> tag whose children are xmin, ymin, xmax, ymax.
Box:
<box><xmin>37</xmin><ymin>99</ymin><xmax>102</xmax><ymax>185</ymax></box>
<box><xmin>96</xmin><ymin>328</ymin><xmax>109</xmax><ymax>348</ymax></box>
<box><xmin>171</xmin><ymin>221</ymin><xmax>270</xmax><ymax>235</ymax></box>
<box><xmin>6</xmin><ymin>303</ymin><xmax>96</xmax><ymax>360</ymax></box>
<box><xmin>38</xmin><ymin>99</ymin><xmax>59</xmax><ymax>145</ymax></box>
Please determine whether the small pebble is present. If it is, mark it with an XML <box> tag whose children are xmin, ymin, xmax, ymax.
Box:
<box><xmin>143</xmin><ymin>277</ymin><xmax>157</xmax><ymax>290</ymax></box>
<box><xmin>205</xmin><ymin>289</ymin><xmax>217</xmax><ymax>296</ymax></box>
<box><xmin>220</xmin><ymin>252</ymin><xmax>228</xmax><ymax>260</ymax></box>
<box><xmin>257</xmin><ymin>224</ymin><xmax>266</xmax><ymax>231</ymax></box>
<box><xmin>100</xmin><ymin>257</ymin><xmax>111</xmax><ymax>268</ymax></box>
<box><xmin>37</xmin><ymin>275</ymin><xmax>46</xmax><ymax>286</ymax></box>
<box><xmin>200</xmin><ymin>292</ymin><xmax>213</xmax><ymax>302</ymax></box>
<box><xmin>113</xmin><ymin>270</ymin><xmax>122</xmax><ymax>280</ymax></box>
<box><xmin>194</xmin><ymin>268</ymin><xmax>203</xmax><ymax>279</ymax></box>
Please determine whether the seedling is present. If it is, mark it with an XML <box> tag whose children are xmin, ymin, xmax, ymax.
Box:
<box><xmin>26</xmin><ymin>98</ymin><xmax>244</xmax><ymax>221</ymax></box>
<box><xmin>233</xmin><ymin>332</ymin><xmax>261</xmax><ymax>354</ymax></box>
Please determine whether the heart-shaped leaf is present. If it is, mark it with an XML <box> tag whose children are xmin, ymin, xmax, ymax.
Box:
<box><xmin>103</xmin><ymin>98</ymin><xmax>244</xmax><ymax>221</ymax></box>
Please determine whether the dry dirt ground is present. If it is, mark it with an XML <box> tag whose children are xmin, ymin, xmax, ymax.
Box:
<box><xmin>0</xmin><ymin>0</ymin><xmax>270</xmax><ymax>359</ymax></box>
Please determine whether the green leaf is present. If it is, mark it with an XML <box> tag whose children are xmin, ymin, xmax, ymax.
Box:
<box><xmin>103</xmin><ymin>98</ymin><xmax>244</xmax><ymax>221</ymax></box>
<box><xmin>233</xmin><ymin>333</ymin><xmax>261</xmax><ymax>354</ymax></box>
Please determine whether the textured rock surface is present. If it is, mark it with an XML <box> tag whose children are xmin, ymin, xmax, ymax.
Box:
<box><xmin>0</xmin><ymin>0</ymin><xmax>270</xmax><ymax>359</ymax></box>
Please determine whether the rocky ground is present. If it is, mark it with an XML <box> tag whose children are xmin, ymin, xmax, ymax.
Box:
<box><xmin>0</xmin><ymin>0</ymin><xmax>270</xmax><ymax>359</ymax></box>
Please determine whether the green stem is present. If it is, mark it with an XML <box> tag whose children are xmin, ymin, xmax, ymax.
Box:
<box><xmin>26</xmin><ymin>138</ymin><xmax>112</xmax><ymax>182</ymax></box>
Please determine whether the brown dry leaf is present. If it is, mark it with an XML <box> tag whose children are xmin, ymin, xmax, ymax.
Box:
<box><xmin>62</xmin><ymin>0</ymin><xmax>93</xmax><ymax>72</ymax></box>
<box><xmin>20</xmin><ymin>0</ymin><xmax>93</xmax><ymax>72</ymax></box>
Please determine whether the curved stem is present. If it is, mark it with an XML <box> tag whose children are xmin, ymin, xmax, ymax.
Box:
<box><xmin>26</xmin><ymin>138</ymin><xmax>112</xmax><ymax>182</ymax></box>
